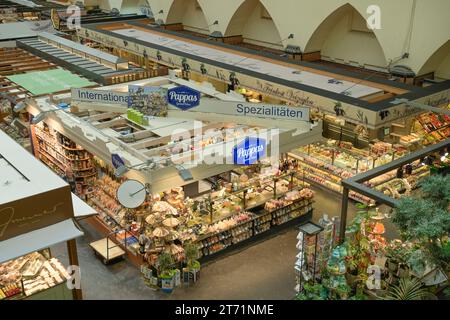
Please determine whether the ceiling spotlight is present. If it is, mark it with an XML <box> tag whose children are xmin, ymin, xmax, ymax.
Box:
<box><xmin>13</xmin><ymin>102</ymin><xmax>27</xmax><ymax>112</ymax></box>
<box><xmin>176</xmin><ymin>165</ymin><xmax>193</xmax><ymax>181</ymax></box>
<box><xmin>31</xmin><ymin>108</ymin><xmax>67</xmax><ymax>125</ymax></box>
<box><xmin>115</xmin><ymin>165</ymin><xmax>129</xmax><ymax>178</ymax></box>
<box><xmin>31</xmin><ymin>112</ymin><xmax>48</xmax><ymax>125</ymax></box>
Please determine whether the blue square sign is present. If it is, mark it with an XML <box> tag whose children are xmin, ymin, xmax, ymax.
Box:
<box><xmin>167</xmin><ymin>86</ymin><xmax>200</xmax><ymax>110</ymax></box>
<box><xmin>233</xmin><ymin>137</ymin><xmax>266</xmax><ymax>165</ymax></box>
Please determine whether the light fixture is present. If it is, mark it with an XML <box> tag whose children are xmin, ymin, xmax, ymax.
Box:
<box><xmin>396</xmin><ymin>166</ymin><xmax>404</xmax><ymax>178</ymax></box>
<box><xmin>158</xmin><ymin>9</ymin><xmax>163</xmax><ymax>14</ymax></box>
<box><xmin>115</xmin><ymin>165</ymin><xmax>129</xmax><ymax>178</ymax></box>
<box><xmin>287</xmin><ymin>33</ymin><xmax>294</xmax><ymax>39</ymax></box>
<box><xmin>31</xmin><ymin>104</ymin><xmax>70</xmax><ymax>125</ymax></box>
<box><xmin>176</xmin><ymin>165</ymin><xmax>193</xmax><ymax>181</ymax></box>
<box><xmin>405</xmin><ymin>163</ymin><xmax>413</xmax><ymax>175</ymax></box>
<box><xmin>13</xmin><ymin>101</ymin><xmax>27</xmax><ymax>112</ymax></box>
<box><xmin>31</xmin><ymin>112</ymin><xmax>49</xmax><ymax>125</ymax></box>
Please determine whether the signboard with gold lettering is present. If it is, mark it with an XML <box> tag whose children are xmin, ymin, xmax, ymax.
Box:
<box><xmin>0</xmin><ymin>186</ymin><xmax>73</xmax><ymax>241</ymax></box>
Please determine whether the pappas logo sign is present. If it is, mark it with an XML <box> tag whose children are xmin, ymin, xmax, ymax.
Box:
<box><xmin>233</xmin><ymin>137</ymin><xmax>266</xmax><ymax>165</ymax></box>
<box><xmin>167</xmin><ymin>86</ymin><xmax>200</xmax><ymax>110</ymax></box>
<box><xmin>111</xmin><ymin>153</ymin><xmax>125</xmax><ymax>169</ymax></box>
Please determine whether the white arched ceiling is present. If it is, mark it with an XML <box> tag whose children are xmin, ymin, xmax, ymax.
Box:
<box><xmin>418</xmin><ymin>40</ymin><xmax>450</xmax><ymax>80</ymax></box>
<box><xmin>224</xmin><ymin>0</ymin><xmax>283</xmax><ymax>49</ymax></box>
<box><xmin>120</xmin><ymin>0</ymin><xmax>149</xmax><ymax>14</ymax></box>
<box><xmin>165</xmin><ymin>0</ymin><xmax>210</xmax><ymax>35</ymax></box>
<box><xmin>304</xmin><ymin>3</ymin><xmax>387</xmax><ymax>70</ymax></box>
<box><xmin>140</xmin><ymin>0</ymin><xmax>450</xmax><ymax>76</ymax></box>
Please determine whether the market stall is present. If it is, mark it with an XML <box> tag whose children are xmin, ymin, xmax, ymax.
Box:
<box><xmin>0</xmin><ymin>129</ymin><xmax>95</xmax><ymax>300</ymax></box>
<box><xmin>287</xmin><ymin>139</ymin><xmax>431</xmax><ymax>204</ymax></box>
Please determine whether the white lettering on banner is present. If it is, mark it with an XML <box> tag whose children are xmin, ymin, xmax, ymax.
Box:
<box><xmin>237</xmin><ymin>144</ymin><xmax>264</xmax><ymax>161</ymax></box>
<box><xmin>168</xmin><ymin>91</ymin><xmax>199</xmax><ymax>104</ymax></box>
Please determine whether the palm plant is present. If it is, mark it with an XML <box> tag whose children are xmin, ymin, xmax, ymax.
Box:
<box><xmin>382</xmin><ymin>277</ymin><xmax>436</xmax><ymax>300</ymax></box>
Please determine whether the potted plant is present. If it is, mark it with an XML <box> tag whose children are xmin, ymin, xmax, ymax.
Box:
<box><xmin>382</xmin><ymin>277</ymin><xmax>436</xmax><ymax>300</ymax></box>
<box><xmin>184</xmin><ymin>242</ymin><xmax>201</xmax><ymax>282</ymax></box>
<box><xmin>157</xmin><ymin>252</ymin><xmax>176</xmax><ymax>293</ymax></box>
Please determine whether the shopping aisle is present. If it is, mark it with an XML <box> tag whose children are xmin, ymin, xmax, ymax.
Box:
<box><xmin>51</xmin><ymin>186</ymin><xmax>394</xmax><ymax>300</ymax></box>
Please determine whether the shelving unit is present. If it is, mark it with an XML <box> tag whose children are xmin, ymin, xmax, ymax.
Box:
<box><xmin>289</xmin><ymin>140</ymin><xmax>418</xmax><ymax>204</ymax></box>
<box><xmin>412</xmin><ymin>112</ymin><xmax>450</xmax><ymax>145</ymax></box>
<box><xmin>30</xmin><ymin>123</ymin><xmax>97</xmax><ymax>199</ymax></box>
<box><xmin>197</xmin><ymin>198</ymin><xmax>314</xmax><ymax>259</ymax></box>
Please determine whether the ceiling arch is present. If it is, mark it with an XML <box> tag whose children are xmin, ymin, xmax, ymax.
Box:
<box><xmin>224</xmin><ymin>0</ymin><xmax>283</xmax><ymax>49</ymax></box>
<box><xmin>165</xmin><ymin>0</ymin><xmax>210</xmax><ymax>34</ymax></box>
<box><xmin>418</xmin><ymin>40</ymin><xmax>450</xmax><ymax>78</ymax></box>
<box><xmin>304</xmin><ymin>3</ymin><xmax>387</xmax><ymax>69</ymax></box>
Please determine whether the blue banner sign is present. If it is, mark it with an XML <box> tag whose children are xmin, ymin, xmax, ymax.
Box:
<box><xmin>233</xmin><ymin>137</ymin><xmax>266</xmax><ymax>165</ymax></box>
<box><xmin>167</xmin><ymin>86</ymin><xmax>200</xmax><ymax>110</ymax></box>
<box><xmin>111</xmin><ymin>153</ymin><xmax>125</xmax><ymax>169</ymax></box>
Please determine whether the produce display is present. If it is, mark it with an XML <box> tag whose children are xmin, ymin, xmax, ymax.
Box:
<box><xmin>289</xmin><ymin>140</ymin><xmax>419</xmax><ymax>204</ymax></box>
<box><xmin>412</xmin><ymin>112</ymin><xmax>450</xmax><ymax>145</ymax></box>
<box><xmin>0</xmin><ymin>252</ymin><xmax>70</xmax><ymax>300</ymax></box>
<box><xmin>88</xmin><ymin>162</ymin><xmax>315</xmax><ymax>264</ymax></box>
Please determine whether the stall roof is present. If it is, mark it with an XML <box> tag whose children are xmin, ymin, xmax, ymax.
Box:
<box><xmin>71</xmin><ymin>193</ymin><xmax>97</xmax><ymax>219</ymax></box>
<box><xmin>18</xmin><ymin>38</ymin><xmax>144</xmax><ymax>84</ymax></box>
<box><xmin>0</xmin><ymin>129</ymin><xmax>66</xmax><ymax>205</ymax></box>
<box><xmin>0</xmin><ymin>21</ymin><xmax>56</xmax><ymax>42</ymax></box>
<box><xmin>7</xmin><ymin>68</ymin><xmax>96</xmax><ymax>95</ymax></box>
<box><xmin>38</xmin><ymin>32</ymin><xmax>127</xmax><ymax>64</ymax></box>
<box><xmin>110</xmin><ymin>27</ymin><xmax>382</xmax><ymax>99</ymax></box>
<box><xmin>0</xmin><ymin>219</ymin><xmax>83</xmax><ymax>264</ymax></box>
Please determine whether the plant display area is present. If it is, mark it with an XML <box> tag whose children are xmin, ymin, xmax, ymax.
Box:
<box><xmin>296</xmin><ymin>174</ymin><xmax>450</xmax><ymax>300</ymax></box>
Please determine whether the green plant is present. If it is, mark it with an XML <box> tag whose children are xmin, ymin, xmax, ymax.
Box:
<box><xmin>392</xmin><ymin>175</ymin><xmax>450</xmax><ymax>270</ymax></box>
<box><xmin>184</xmin><ymin>243</ymin><xmax>199</xmax><ymax>265</ymax></box>
<box><xmin>382</xmin><ymin>277</ymin><xmax>436</xmax><ymax>300</ymax></box>
<box><xmin>295</xmin><ymin>283</ymin><xmax>327</xmax><ymax>300</ymax></box>
<box><xmin>157</xmin><ymin>252</ymin><xmax>175</xmax><ymax>278</ymax></box>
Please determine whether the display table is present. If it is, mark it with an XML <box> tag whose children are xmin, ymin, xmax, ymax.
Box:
<box><xmin>23</xmin><ymin>282</ymin><xmax>73</xmax><ymax>300</ymax></box>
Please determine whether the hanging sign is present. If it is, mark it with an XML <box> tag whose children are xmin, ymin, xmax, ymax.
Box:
<box><xmin>167</xmin><ymin>86</ymin><xmax>200</xmax><ymax>110</ymax></box>
<box><xmin>233</xmin><ymin>137</ymin><xmax>266</xmax><ymax>165</ymax></box>
<box><xmin>111</xmin><ymin>153</ymin><xmax>125</xmax><ymax>169</ymax></box>
<box><xmin>128</xmin><ymin>85</ymin><xmax>168</xmax><ymax>117</ymax></box>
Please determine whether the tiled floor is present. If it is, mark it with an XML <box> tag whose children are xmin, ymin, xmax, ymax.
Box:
<box><xmin>51</xmin><ymin>186</ymin><xmax>397</xmax><ymax>300</ymax></box>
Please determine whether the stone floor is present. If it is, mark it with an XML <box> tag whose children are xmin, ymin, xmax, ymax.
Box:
<box><xmin>51</xmin><ymin>186</ymin><xmax>397</xmax><ymax>300</ymax></box>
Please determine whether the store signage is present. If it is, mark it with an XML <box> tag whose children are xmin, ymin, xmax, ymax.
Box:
<box><xmin>233</xmin><ymin>137</ymin><xmax>266</xmax><ymax>165</ymax></box>
<box><xmin>111</xmin><ymin>153</ymin><xmax>125</xmax><ymax>169</ymax></box>
<box><xmin>128</xmin><ymin>85</ymin><xmax>168</xmax><ymax>117</ymax></box>
<box><xmin>167</xmin><ymin>86</ymin><xmax>200</xmax><ymax>110</ymax></box>
<box><xmin>71</xmin><ymin>88</ymin><xmax>130</xmax><ymax>105</ymax></box>
<box><xmin>235</xmin><ymin>103</ymin><xmax>309</xmax><ymax>121</ymax></box>
<box><xmin>0</xmin><ymin>186</ymin><xmax>73</xmax><ymax>242</ymax></box>
<box><xmin>168</xmin><ymin>99</ymin><xmax>310</xmax><ymax>122</ymax></box>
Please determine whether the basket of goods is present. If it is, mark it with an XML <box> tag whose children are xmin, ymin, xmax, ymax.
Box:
<box><xmin>152</xmin><ymin>201</ymin><xmax>178</xmax><ymax>216</ymax></box>
<box><xmin>299</xmin><ymin>188</ymin><xmax>314</xmax><ymax>200</ymax></box>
